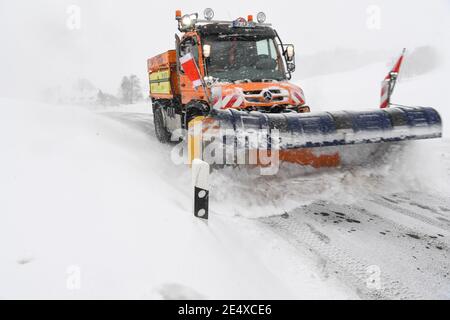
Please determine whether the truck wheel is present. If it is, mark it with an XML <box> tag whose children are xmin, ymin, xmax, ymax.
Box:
<box><xmin>153</xmin><ymin>103</ymin><xmax>171</xmax><ymax>144</ymax></box>
<box><xmin>184</xmin><ymin>102</ymin><xmax>210</xmax><ymax>129</ymax></box>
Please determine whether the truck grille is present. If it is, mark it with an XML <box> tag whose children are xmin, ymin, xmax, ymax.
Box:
<box><xmin>246</xmin><ymin>96</ymin><xmax>285</xmax><ymax>102</ymax></box>
<box><xmin>242</xmin><ymin>88</ymin><xmax>289</xmax><ymax>104</ymax></box>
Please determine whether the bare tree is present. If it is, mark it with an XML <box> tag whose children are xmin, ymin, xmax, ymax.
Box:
<box><xmin>119</xmin><ymin>75</ymin><xmax>143</xmax><ymax>104</ymax></box>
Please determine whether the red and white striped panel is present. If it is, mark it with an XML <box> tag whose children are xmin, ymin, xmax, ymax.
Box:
<box><xmin>211</xmin><ymin>88</ymin><xmax>244</xmax><ymax>110</ymax></box>
<box><xmin>218</xmin><ymin>94</ymin><xmax>244</xmax><ymax>109</ymax></box>
<box><xmin>380</xmin><ymin>80</ymin><xmax>390</xmax><ymax>109</ymax></box>
<box><xmin>291</xmin><ymin>90</ymin><xmax>305</xmax><ymax>105</ymax></box>
<box><xmin>379</xmin><ymin>49</ymin><xmax>405</xmax><ymax>109</ymax></box>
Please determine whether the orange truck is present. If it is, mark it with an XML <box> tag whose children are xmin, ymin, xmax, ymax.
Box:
<box><xmin>147</xmin><ymin>9</ymin><xmax>442</xmax><ymax>168</ymax></box>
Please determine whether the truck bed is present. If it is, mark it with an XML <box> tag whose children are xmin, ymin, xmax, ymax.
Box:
<box><xmin>147</xmin><ymin>50</ymin><xmax>178</xmax><ymax>99</ymax></box>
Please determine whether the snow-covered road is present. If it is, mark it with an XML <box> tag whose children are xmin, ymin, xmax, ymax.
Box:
<box><xmin>1</xmin><ymin>97</ymin><xmax>449</xmax><ymax>299</ymax></box>
<box><xmin>263</xmin><ymin>193</ymin><xmax>450</xmax><ymax>299</ymax></box>
<box><xmin>0</xmin><ymin>99</ymin><xmax>355</xmax><ymax>299</ymax></box>
<box><xmin>103</xmin><ymin>107</ymin><xmax>450</xmax><ymax>300</ymax></box>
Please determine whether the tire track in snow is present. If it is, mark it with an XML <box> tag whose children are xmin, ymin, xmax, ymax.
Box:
<box><xmin>261</xmin><ymin>197</ymin><xmax>450</xmax><ymax>299</ymax></box>
<box><xmin>260</xmin><ymin>208</ymin><xmax>421</xmax><ymax>300</ymax></box>
<box><xmin>369</xmin><ymin>194</ymin><xmax>450</xmax><ymax>232</ymax></box>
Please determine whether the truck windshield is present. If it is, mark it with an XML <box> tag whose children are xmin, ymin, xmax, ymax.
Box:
<box><xmin>203</xmin><ymin>35</ymin><xmax>286</xmax><ymax>82</ymax></box>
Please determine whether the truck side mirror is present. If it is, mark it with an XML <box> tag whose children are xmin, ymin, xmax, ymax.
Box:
<box><xmin>203</xmin><ymin>44</ymin><xmax>211</xmax><ymax>58</ymax></box>
<box><xmin>286</xmin><ymin>45</ymin><xmax>295</xmax><ymax>61</ymax></box>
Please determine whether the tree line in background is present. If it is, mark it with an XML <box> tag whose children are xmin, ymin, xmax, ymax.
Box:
<box><xmin>42</xmin><ymin>75</ymin><xmax>145</xmax><ymax>106</ymax></box>
<box><xmin>96</xmin><ymin>75</ymin><xmax>144</xmax><ymax>106</ymax></box>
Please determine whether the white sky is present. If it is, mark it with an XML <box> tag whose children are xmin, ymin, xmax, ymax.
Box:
<box><xmin>0</xmin><ymin>0</ymin><xmax>448</xmax><ymax>98</ymax></box>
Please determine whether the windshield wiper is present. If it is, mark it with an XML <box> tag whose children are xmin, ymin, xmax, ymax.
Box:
<box><xmin>248</xmin><ymin>79</ymin><xmax>279</xmax><ymax>83</ymax></box>
<box><xmin>234</xmin><ymin>79</ymin><xmax>252</xmax><ymax>84</ymax></box>
<box><xmin>261</xmin><ymin>79</ymin><xmax>279</xmax><ymax>83</ymax></box>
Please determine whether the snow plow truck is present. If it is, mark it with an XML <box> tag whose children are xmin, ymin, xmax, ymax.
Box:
<box><xmin>147</xmin><ymin>9</ymin><xmax>442</xmax><ymax>168</ymax></box>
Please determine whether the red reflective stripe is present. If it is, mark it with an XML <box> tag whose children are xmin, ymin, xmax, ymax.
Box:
<box><xmin>380</xmin><ymin>50</ymin><xmax>405</xmax><ymax>109</ymax></box>
<box><xmin>384</xmin><ymin>52</ymin><xmax>404</xmax><ymax>80</ymax></box>
<box><xmin>392</xmin><ymin>54</ymin><xmax>404</xmax><ymax>74</ymax></box>
<box><xmin>380</xmin><ymin>80</ymin><xmax>390</xmax><ymax>108</ymax></box>
<box><xmin>294</xmin><ymin>92</ymin><xmax>304</xmax><ymax>104</ymax></box>
<box><xmin>224</xmin><ymin>95</ymin><xmax>238</xmax><ymax>108</ymax></box>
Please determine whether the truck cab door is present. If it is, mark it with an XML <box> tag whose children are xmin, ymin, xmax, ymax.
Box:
<box><xmin>178</xmin><ymin>36</ymin><xmax>205</xmax><ymax>104</ymax></box>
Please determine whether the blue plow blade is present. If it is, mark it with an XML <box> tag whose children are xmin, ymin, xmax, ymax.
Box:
<box><xmin>208</xmin><ymin>106</ymin><xmax>442</xmax><ymax>149</ymax></box>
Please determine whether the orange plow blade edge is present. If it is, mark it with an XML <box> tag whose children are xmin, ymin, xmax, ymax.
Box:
<box><xmin>279</xmin><ymin>149</ymin><xmax>340</xmax><ymax>168</ymax></box>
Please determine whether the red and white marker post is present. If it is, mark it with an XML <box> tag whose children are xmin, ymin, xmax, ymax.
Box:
<box><xmin>380</xmin><ymin>48</ymin><xmax>406</xmax><ymax>109</ymax></box>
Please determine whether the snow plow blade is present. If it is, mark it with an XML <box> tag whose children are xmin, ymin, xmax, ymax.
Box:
<box><xmin>189</xmin><ymin>106</ymin><xmax>442</xmax><ymax>168</ymax></box>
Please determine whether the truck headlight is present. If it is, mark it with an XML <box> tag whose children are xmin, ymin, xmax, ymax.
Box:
<box><xmin>181</xmin><ymin>13</ymin><xmax>198</xmax><ymax>29</ymax></box>
<box><xmin>181</xmin><ymin>15</ymin><xmax>192</xmax><ymax>27</ymax></box>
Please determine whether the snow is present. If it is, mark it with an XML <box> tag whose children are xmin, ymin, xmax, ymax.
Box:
<box><xmin>208</xmin><ymin>140</ymin><xmax>450</xmax><ymax>219</ymax></box>
<box><xmin>2</xmin><ymin>91</ymin><xmax>448</xmax><ymax>299</ymax></box>
<box><xmin>1</xmin><ymin>53</ymin><xmax>449</xmax><ymax>300</ymax></box>
<box><xmin>0</xmin><ymin>98</ymin><xmax>355</xmax><ymax>299</ymax></box>
<box><xmin>1</xmin><ymin>0</ymin><xmax>449</xmax><ymax>300</ymax></box>
<box><xmin>203</xmin><ymin>61</ymin><xmax>450</xmax><ymax>219</ymax></box>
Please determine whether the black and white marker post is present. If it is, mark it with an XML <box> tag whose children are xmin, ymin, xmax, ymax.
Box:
<box><xmin>191</xmin><ymin>159</ymin><xmax>210</xmax><ymax>220</ymax></box>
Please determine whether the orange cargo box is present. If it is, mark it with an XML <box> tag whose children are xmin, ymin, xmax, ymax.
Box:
<box><xmin>147</xmin><ymin>50</ymin><xmax>177</xmax><ymax>73</ymax></box>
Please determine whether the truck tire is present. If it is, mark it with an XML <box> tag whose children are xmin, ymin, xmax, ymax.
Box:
<box><xmin>153</xmin><ymin>102</ymin><xmax>171</xmax><ymax>144</ymax></box>
<box><xmin>184</xmin><ymin>101</ymin><xmax>210</xmax><ymax>129</ymax></box>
